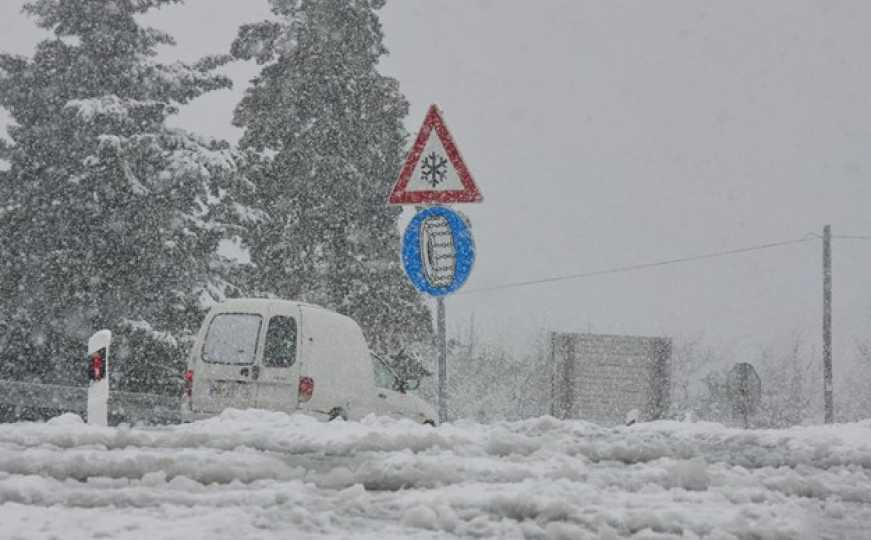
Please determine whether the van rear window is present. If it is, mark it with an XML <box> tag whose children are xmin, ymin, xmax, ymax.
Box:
<box><xmin>263</xmin><ymin>316</ymin><xmax>297</xmax><ymax>367</ymax></box>
<box><xmin>202</xmin><ymin>313</ymin><xmax>262</xmax><ymax>365</ymax></box>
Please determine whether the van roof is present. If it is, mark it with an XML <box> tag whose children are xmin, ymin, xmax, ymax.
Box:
<box><xmin>210</xmin><ymin>297</ymin><xmax>338</xmax><ymax>316</ymax></box>
<box><xmin>212</xmin><ymin>297</ymin><xmax>318</xmax><ymax>309</ymax></box>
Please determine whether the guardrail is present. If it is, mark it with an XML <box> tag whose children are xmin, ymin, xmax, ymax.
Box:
<box><xmin>0</xmin><ymin>379</ymin><xmax>182</xmax><ymax>424</ymax></box>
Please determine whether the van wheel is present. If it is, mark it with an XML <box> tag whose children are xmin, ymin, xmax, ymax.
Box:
<box><xmin>328</xmin><ymin>407</ymin><xmax>347</xmax><ymax>421</ymax></box>
<box><xmin>423</xmin><ymin>419</ymin><xmax>436</xmax><ymax>427</ymax></box>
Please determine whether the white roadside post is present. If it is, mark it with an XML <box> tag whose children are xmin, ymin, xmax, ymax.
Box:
<box><xmin>86</xmin><ymin>329</ymin><xmax>112</xmax><ymax>426</ymax></box>
<box><xmin>388</xmin><ymin>104</ymin><xmax>483</xmax><ymax>424</ymax></box>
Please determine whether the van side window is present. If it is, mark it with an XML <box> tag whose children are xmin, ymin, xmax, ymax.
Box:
<box><xmin>203</xmin><ymin>314</ymin><xmax>261</xmax><ymax>365</ymax></box>
<box><xmin>263</xmin><ymin>316</ymin><xmax>297</xmax><ymax>368</ymax></box>
<box><xmin>372</xmin><ymin>353</ymin><xmax>396</xmax><ymax>389</ymax></box>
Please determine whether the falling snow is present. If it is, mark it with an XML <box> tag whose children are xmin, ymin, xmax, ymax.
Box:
<box><xmin>1</xmin><ymin>1</ymin><xmax>870</xmax><ymax>538</ymax></box>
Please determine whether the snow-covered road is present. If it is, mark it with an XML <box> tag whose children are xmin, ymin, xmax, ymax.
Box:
<box><xmin>1</xmin><ymin>410</ymin><xmax>870</xmax><ymax>539</ymax></box>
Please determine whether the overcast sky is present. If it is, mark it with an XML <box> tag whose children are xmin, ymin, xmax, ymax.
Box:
<box><xmin>2</xmin><ymin>1</ymin><xmax>870</xmax><ymax>387</ymax></box>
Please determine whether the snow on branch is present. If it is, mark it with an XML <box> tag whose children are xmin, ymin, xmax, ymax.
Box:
<box><xmin>21</xmin><ymin>0</ymin><xmax>57</xmax><ymax>26</ymax></box>
<box><xmin>268</xmin><ymin>0</ymin><xmax>304</xmax><ymax>17</ymax></box>
<box><xmin>141</xmin><ymin>27</ymin><xmax>176</xmax><ymax>49</ymax></box>
<box><xmin>232</xmin><ymin>202</ymin><xmax>268</xmax><ymax>224</ymax></box>
<box><xmin>159</xmin><ymin>129</ymin><xmax>240</xmax><ymax>180</ymax></box>
<box><xmin>196</xmin><ymin>272</ymin><xmax>246</xmax><ymax>308</ymax></box>
<box><xmin>193</xmin><ymin>55</ymin><xmax>234</xmax><ymax>71</ymax></box>
<box><xmin>120</xmin><ymin>318</ymin><xmax>178</xmax><ymax>348</ymax></box>
<box><xmin>0</xmin><ymin>54</ymin><xmax>27</xmax><ymax>79</ymax></box>
<box><xmin>230</xmin><ymin>21</ymin><xmax>292</xmax><ymax>64</ymax></box>
<box><xmin>65</xmin><ymin>95</ymin><xmax>171</xmax><ymax>121</ymax></box>
<box><xmin>67</xmin><ymin>97</ymin><xmax>127</xmax><ymax>120</ymax></box>
<box><xmin>129</xmin><ymin>0</ymin><xmax>183</xmax><ymax>14</ymax></box>
<box><xmin>148</xmin><ymin>61</ymin><xmax>232</xmax><ymax>104</ymax></box>
<box><xmin>0</xmin><ymin>136</ymin><xmax>10</xmax><ymax>171</ymax></box>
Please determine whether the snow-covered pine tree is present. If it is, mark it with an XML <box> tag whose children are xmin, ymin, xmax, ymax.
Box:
<box><xmin>230</xmin><ymin>0</ymin><xmax>432</xmax><ymax>354</ymax></box>
<box><xmin>0</xmin><ymin>0</ymin><xmax>249</xmax><ymax>394</ymax></box>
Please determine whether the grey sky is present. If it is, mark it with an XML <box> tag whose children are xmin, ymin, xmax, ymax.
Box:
<box><xmin>1</xmin><ymin>1</ymin><xmax>870</xmax><ymax>386</ymax></box>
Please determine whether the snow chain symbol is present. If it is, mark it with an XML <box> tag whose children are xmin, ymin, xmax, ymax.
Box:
<box><xmin>401</xmin><ymin>206</ymin><xmax>475</xmax><ymax>296</ymax></box>
<box><xmin>421</xmin><ymin>151</ymin><xmax>448</xmax><ymax>187</ymax></box>
<box><xmin>420</xmin><ymin>214</ymin><xmax>456</xmax><ymax>288</ymax></box>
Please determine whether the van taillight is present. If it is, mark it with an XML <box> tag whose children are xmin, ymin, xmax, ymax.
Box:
<box><xmin>184</xmin><ymin>369</ymin><xmax>194</xmax><ymax>398</ymax></box>
<box><xmin>299</xmin><ymin>376</ymin><xmax>314</xmax><ymax>402</ymax></box>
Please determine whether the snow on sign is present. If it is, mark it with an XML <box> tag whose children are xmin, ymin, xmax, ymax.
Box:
<box><xmin>388</xmin><ymin>104</ymin><xmax>482</xmax><ymax>204</ymax></box>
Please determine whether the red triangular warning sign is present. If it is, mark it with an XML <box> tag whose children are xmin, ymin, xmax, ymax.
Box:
<box><xmin>388</xmin><ymin>104</ymin><xmax>483</xmax><ymax>205</ymax></box>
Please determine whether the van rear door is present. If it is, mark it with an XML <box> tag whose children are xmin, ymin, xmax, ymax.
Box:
<box><xmin>192</xmin><ymin>312</ymin><xmax>262</xmax><ymax>414</ymax></box>
<box><xmin>254</xmin><ymin>304</ymin><xmax>302</xmax><ymax>412</ymax></box>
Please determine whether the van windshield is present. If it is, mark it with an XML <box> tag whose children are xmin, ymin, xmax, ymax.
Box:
<box><xmin>202</xmin><ymin>313</ymin><xmax>262</xmax><ymax>365</ymax></box>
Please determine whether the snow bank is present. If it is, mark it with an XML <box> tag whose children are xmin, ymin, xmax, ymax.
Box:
<box><xmin>0</xmin><ymin>411</ymin><xmax>869</xmax><ymax>539</ymax></box>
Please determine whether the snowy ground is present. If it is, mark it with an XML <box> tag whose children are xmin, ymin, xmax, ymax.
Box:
<box><xmin>1</xmin><ymin>411</ymin><xmax>870</xmax><ymax>539</ymax></box>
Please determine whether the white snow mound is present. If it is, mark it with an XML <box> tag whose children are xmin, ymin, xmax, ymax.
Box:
<box><xmin>0</xmin><ymin>411</ymin><xmax>869</xmax><ymax>539</ymax></box>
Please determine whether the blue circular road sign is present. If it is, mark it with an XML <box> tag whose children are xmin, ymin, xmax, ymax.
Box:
<box><xmin>402</xmin><ymin>207</ymin><xmax>475</xmax><ymax>296</ymax></box>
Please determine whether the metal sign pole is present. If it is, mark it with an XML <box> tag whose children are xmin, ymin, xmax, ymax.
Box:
<box><xmin>437</xmin><ymin>296</ymin><xmax>447</xmax><ymax>423</ymax></box>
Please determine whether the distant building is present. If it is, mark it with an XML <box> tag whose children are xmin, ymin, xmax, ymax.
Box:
<box><xmin>550</xmin><ymin>333</ymin><xmax>671</xmax><ymax>425</ymax></box>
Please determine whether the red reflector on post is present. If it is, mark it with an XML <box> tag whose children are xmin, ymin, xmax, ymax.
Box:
<box><xmin>89</xmin><ymin>354</ymin><xmax>104</xmax><ymax>382</ymax></box>
<box><xmin>298</xmin><ymin>376</ymin><xmax>314</xmax><ymax>403</ymax></box>
<box><xmin>184</xmin><ymin>370</ymin><xmax>194</xmax><ymax>398</ymax></box>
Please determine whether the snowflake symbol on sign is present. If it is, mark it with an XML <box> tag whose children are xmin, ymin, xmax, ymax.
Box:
<box><xmin>421</xmin><ymin>151</ymin><xmax>448</xmax><ymax>187</ymax></box>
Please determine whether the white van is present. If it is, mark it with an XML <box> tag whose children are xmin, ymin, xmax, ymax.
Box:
<box><xmin>181</xmin><ymin>298</ymin><xmax>436</xmax><ymax>424</ymax></box>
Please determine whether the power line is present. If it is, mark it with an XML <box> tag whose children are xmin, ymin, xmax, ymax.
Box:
<box><xmin>805</xmin><ymin>232</ymin><xmax>870</xmax><ymax>241</ymax></box>
<box><xmin>458</xmin><ymin>236</ymin><xmax>818</xmax><ymax>295</ymax></box>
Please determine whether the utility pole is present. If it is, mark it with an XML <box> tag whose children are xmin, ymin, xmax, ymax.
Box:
<box><xmin>823</xmin><ymin>225</ymin><xmax>833</xmax><ymax>424</ymax></box>
<box><xmin>549</xmin><ymin>332</ymin><xmax>556</xmax><ymax>417</ymax></box>
<box><xmin>437</xmin><ymin>297</ymin><xmax>447</xmax><ymax>424</ymax></box>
